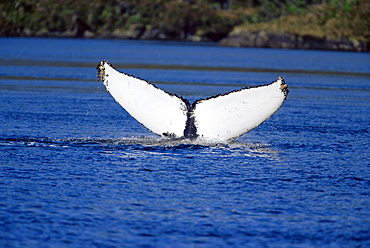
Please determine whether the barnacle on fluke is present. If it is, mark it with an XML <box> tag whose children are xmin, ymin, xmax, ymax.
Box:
<box><xmin>96</xmin><ymin>61</ymin><xmax>106</xmax><ymax>81</ymax></box>
<box><xmin>278</xmin><ymin>76</ymin><xmax>289</xmax><ymax>99</ymax></box>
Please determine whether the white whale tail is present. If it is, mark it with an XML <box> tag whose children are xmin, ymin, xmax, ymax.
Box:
<box><xmin>97</xmin><ymin>60</ymin><xmax>289</xmax><ymax>141</ymax></box>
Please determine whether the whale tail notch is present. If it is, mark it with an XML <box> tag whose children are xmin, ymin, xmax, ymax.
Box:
<box><xmin>97</xmin><ymin>60</ymin><xmax>288</xmax><ymax>141</ymax></box>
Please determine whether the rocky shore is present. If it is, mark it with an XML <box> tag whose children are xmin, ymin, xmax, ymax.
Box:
<box><xmin>219</xmin><ymin>31</ymin><xmax>368</xmax><ymax>52</ymax></box>
<box><xmin>15</xmin><ymin>28</ymin><xmax>369</xmax><ymax>53</ymax></box>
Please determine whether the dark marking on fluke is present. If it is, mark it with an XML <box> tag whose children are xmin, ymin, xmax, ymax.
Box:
<box><xmin>183</xmin><ymin>100</ymin><xmax>198</xmax><ymax>140</ymax></box>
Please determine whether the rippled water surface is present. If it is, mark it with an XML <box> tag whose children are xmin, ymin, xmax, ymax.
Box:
<box><xmin>1</xmin><ymin>38</ymin><xmax>370</xmax><ymax>247</ymax></box>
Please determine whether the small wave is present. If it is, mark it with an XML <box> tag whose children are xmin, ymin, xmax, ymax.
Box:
<box><xmin>0</xmin><ymin>136</ymin><xmax>280</xmax><ymax>161</ymax></box>
<box><xmin>0</xmin><ymin>135</ymin><xmax>269</xmax><ymax>150</ymax></box>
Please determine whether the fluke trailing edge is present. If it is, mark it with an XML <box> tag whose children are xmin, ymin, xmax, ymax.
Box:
<box><xmin>97</xmin><ymin>60</ymin><xmax>289</xmax><ymax>141</ymax></box>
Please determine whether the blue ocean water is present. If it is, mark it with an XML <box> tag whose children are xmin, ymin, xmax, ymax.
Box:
<box><xmin>1</xmin><ymin>38</ymin><xmax>370</xmax><ymax>247</ymax></box>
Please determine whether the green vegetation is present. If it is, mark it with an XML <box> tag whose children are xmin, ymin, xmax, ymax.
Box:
<box><xmin>0</xmin><ymin>0</ymin><xmax>241</xmax><ymax>40</ymax></box>
<box><xmin>1</xmin><ymin>0</ymin><xmax>369</xmax><ymax>44</ymax></box>
<box><xmin>234</xmin><ymin>0</ymin><xmax>370</xmax><ymax>42</ymax></box>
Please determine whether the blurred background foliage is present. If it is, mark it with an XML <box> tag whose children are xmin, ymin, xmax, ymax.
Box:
<box><xmin>0</xmin><ymin>0</ymin><xmax>369</xmax><ymax>42</ymax></box>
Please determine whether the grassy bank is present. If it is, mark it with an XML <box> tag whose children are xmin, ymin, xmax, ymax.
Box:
<box><xmin>231</xmin><ymin>1</ymin><xmax>369</xmax><ymax>42</ymax></box>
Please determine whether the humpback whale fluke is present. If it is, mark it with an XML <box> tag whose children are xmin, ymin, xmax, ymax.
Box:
<box><xmin>97</xmin><ymin>60</ymin><xmax>289</xmax><ymax>141</ymax></box>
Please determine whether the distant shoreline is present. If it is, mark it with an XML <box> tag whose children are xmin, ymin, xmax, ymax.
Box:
<box><xmin>2</xmin><ymin>0</ymin><xmax>368</xmax><ymax>53</ymax></box>
<box><xmin>2</xmin><ymin>32</ymin><xmax>368</xmax><ymax>53</ymax></box>
<box><xmin>219</xmin><ymin>31</ymin><xmax>369</xmax><ymax>52</ymax></box>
